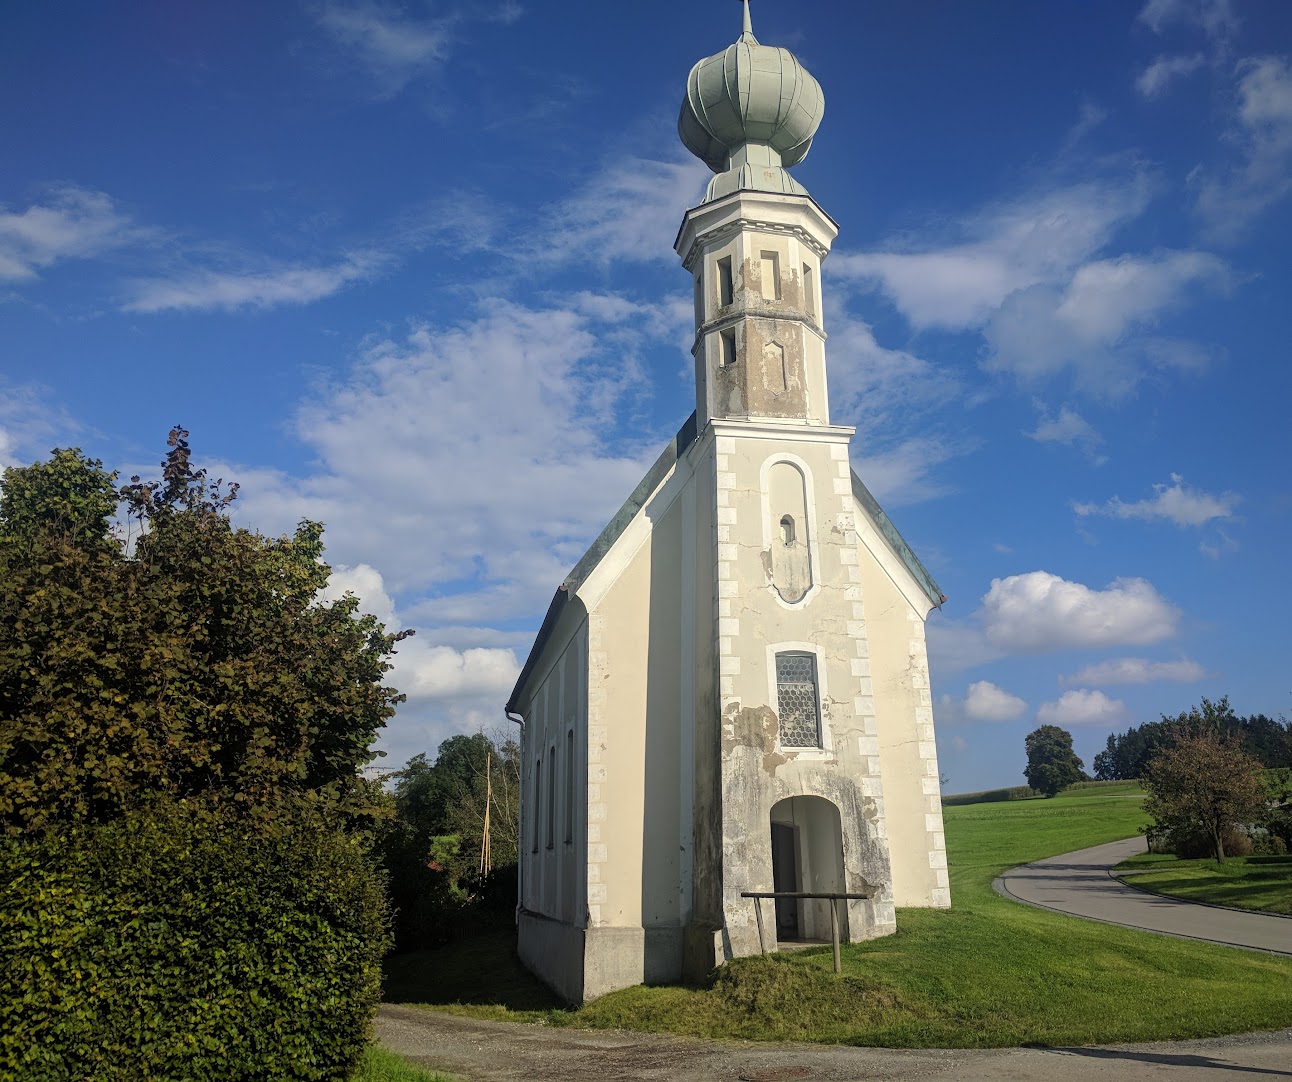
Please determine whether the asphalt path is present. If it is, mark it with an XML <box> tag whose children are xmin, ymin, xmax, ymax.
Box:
<box><xmin>995</xmin><ymin>836</ymin><xmax>1292</xmax><ymax>956</ymax></box>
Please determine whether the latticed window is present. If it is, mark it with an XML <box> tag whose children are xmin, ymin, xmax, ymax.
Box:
<box><xmin>775</xmin><ymin>652</ymin><xmax>821</xmax><ymax>747</ymax></box>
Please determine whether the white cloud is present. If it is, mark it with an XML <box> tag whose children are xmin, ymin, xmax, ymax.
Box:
<box><xmin>320</xmin><ymin>564</ymin><xmax>521</xmax><ymax>705</ymax></box>
<box><xmin>983</xmin><ymin>250</ymin><xmax>1229</xmax><ymax>397</ymax></box>
<box><xmin>0</xmin><ymin>186</ymin><xmax>144</xmax><ymax>281</ymax></box>
<box><xmin>1137</xmin><ymin>53</ymin><xmax>1207</xmax><ymax>98</ymax></box>
<box><xmin>851</xmin><ymin>437</ymin><xmax>960</xmax><ymax>508</ymax></box>
<box><xmin>313</xmin><ymin>1</ymin><xmax>453</xmax><ymax>95</ymax></box>
<box><xmin>123</xmin><ymin>252</ymin><xmax>386</xmax><ymax>313</ymax></box>
<box><xmin>1061</xmin><ymin>657</ymin><xmax>1208</xmax><ymax>686</ymax></box>
<box><xmin>1200</xmin><ymin>528</ymin><xmax>1241</xmax><ymax>559</ymax></box>
<box><xmin>225</xmin><ymin>297</ymin><xmax>667</xmax><ymax>607</ymax></box>
<box><xmin>539</xmin><ymin>156</ymin><xmax>709</xmax><ymax>265</ymax></box>
<box><xmin>1195</xmin><ymin>56</ymin><xmax>1292</xmax><ymax>239</ymax></box>
<box><xmin>1026</xmin><ymin>404</ymin><xmax>1105</xmax><ymax>463</ymax></box>
<box><xmin>832</xmin><ymin>178</ymin><xmax>1154</xmax><ymax>331</ymax></box>
<box><xmin>981</xmin><ymin>571</ymin><xmax>1180</xmax><ymax>653</ymax></box>
<box><xmin>1037</xmin><ymin>688</ymin><xmax>1132</xmax><ymax>728</ymax></box>
<box><xmin>939</xmin><ymin>681</ymin><xmax>1028</xmax><ymax>725</ymax></box>
<box><xmin>1138</xmin><ymin>0</ymin><xmax>1237</xmax><ymax>39</ymax></box>
<box><xmin>1073</xmin><ymin>473</ymin><xmax>1239</xmax><ymax>527</ymax></box>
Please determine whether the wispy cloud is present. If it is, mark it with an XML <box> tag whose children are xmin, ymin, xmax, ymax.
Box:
<box><xmin>1136</xmin><ymin>52</ymin><xmax>1207</xmax><ymax>98</ymax></box>
<box><xmin>1073</xmin><ymin>473</ymin><xmax>1239</xmax><ymax>527</ymax></box>
<box><xmin>1138</xmin><ymin>0</ymin><xmax>1237</xmax><ymax>40</ymax></box>
<box><xmin>1026</xmin><ymin>403</ymin><xmax>1106</xmax><ymax>463</ymax></box>
<box><xmin>0</xmin><ymin>186</ymin><xmax>147</xmax><ymax>281</ymax></box>
<box><xmin>832</xmin><ymin>177</ymin><xmax>1154</xmax><ymax>331</ymax></box>
<box><xmin>1061</xmin><ymin>656</ymin><xmax>1208</xmax><ymax>686</ymax></box>
<box><xmin>982</xmin><ymin>249</ymin><xmax>1230</xmax><ymax>398</ymax></box>
<box><xmin>538</xmin><ymin>155</ymin><xmax>709</xmax><ymax>266</ymax></box>
<box><xmin>312</xmin><ymin>1</ymin><xmax>454</xmax><ymax>96</ymax></box>
<box><xmin>122</xmin><ymin>251</ymin><xmax>387</xmax><ymax>313</ymax></box>
<box><xmin>1195</xmin><ymin>55</ymin><xmax>1292</xmax><ymax>241</ymax></box>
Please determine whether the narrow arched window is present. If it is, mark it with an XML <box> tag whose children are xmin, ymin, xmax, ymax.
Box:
<box><xmin>780</xmin><ymin>514</ymin><xmax>796</xmax><ymax>545</ymax></box>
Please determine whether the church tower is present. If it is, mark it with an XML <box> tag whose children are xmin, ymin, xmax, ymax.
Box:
<box><xmin>508</xmin><ymin>2</ymin><xmax>950</xmax><ymax>1003</ymax></box>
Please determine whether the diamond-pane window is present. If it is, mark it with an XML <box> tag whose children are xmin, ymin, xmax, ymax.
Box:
<box><xmin>775</xmin><ymin>652</ymin><xmax>820</xmax><ymax>747</ymax></box>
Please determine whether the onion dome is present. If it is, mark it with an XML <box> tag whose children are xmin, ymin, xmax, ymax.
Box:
<box><xmin>678</xmin><ymin>1</ymin><xmax>825</xmax><ymax>202</ymax></box>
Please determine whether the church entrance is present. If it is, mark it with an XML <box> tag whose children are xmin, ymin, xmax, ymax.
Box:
<box><xmin>769</xmin><ymin>796</ymin><xmax>846</xmax><ymax>943</ymax></box>
<box><xmin>770</xmin><ymin>821</ymin><xmax>799</xmax><ymax>938</ymax></box>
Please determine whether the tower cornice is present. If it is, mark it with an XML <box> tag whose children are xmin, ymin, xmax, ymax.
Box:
<box><xmin>675</xmin><ymin>189</ymin><xmax>839</xmax><ymax>272</ymax></box>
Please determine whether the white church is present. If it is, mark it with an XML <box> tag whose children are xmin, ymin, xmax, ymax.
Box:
<box><xmin>506</xmin><ymin>2</ymin><xmax>950</xmax><ymax>1003</ymax></box>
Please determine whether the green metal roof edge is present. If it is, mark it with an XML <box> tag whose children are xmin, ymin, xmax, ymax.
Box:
<box><xmin>507</xmin><ymin>412</ymin><xmax>699</xmax><ymax>713</ymax></box>
<box><xmin>850</xmin><ymin>469</ymin><xmax>947</xmax><ymax>610</ymax></box>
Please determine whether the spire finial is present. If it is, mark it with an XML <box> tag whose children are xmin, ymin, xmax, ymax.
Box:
<box><xmin>739</xmin><ymin>0</ymin><xmax>757</xmax><ymax>43</ymax></box>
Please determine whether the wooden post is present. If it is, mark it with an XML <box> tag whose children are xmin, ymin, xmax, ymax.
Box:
<box><xmin>753</xmin><ymin>897</ymin><xmax>767</xmax><ymax>955</ymax></box>
<box><xmin>829</xmin><ymin>898</ymin><xmax>841</xmax><ymax>975</ymax></box>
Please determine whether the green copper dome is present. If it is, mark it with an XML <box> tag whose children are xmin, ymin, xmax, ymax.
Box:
<box><xmin>678</xmin><ymin>1</ymin><xmax>825</xmax><ymax>202</ymax></box>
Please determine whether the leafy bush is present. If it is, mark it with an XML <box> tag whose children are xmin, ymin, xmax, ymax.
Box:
<box><xmin>0</xmin><ymin>802</ymin><xmax>389</xmax><ymax>1082</ymax></box>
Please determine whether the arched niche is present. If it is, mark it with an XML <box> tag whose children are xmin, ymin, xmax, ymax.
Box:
<box><xmin>767</xmin><ymin>460</ymin><xmax>812</xmax><ymax>603</ymax></box>
<box><xmin>769</xmin><ymin>795</ymin><xmax>846</xmax><ymax>943</ymax></box>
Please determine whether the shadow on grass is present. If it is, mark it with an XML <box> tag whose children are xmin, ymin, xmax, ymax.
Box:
<box><xmin>382</xmin><ymin>926</ymin><xmax>567</xmax><ymax>1014</ymax></box>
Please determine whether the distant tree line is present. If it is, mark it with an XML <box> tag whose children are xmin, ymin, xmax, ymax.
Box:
<box><xmin>378</xmin><ymin>730</ymin><xmax>521</xmax><ymax>952</ymax></box>
<box><xmin>1093</xmin><ymin>697</ymin><xmax>1291</xmax><ymax>781</ymax></box>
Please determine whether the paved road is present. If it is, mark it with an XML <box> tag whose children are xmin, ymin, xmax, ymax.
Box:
<box><xmin>995</xmin><ymin>836</ymin><xmax>1292</xmax><ymax>956</ymax></box>
<box><xmin>378</xmin><ymin>1005</ymin><xmax>1292</xmax><ymax>1081</ymax></box>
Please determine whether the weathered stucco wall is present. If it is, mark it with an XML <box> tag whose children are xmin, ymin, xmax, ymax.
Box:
<box><xmin>853</xmin><ymin>529</ymin><xmax>950</xmax><ymax>908</ymax></box>
<box><xmin>709</xmin><ymin>422</ymin><xmax>898</xmax><ymax>959</ymax></box>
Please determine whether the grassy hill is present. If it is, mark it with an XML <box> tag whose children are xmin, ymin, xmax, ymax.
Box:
<box><xmin>385</xmin><ymin>786</ymin><xmax>1292</xmax><ymax>1047</ymax></box>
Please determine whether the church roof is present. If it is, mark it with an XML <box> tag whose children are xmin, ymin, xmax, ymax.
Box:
<box><xmin>506</xmin><ymin>412</ymin><xmax>945</xmax><ymax>713</ymax></box>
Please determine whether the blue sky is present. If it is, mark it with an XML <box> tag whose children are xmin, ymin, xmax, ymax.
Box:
<box><xmin>3</xmin><ymin>0</ymin><xmax>1289</xmax><ymax>793</ymax></box>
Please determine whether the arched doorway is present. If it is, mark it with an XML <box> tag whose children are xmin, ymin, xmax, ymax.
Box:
<box><xmin>769</xmin><ymin>795</ymin><xmax>846</xmax><ymax>943</ymax></box>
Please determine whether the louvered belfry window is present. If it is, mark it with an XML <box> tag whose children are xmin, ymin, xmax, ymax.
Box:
<box><xmin>775</xmin><ymin>652</ymin><xmax>821</xmax><ymax>747</ymax></box>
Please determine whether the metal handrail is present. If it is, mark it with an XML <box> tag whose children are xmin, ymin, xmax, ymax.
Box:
<box><xmin>739</xmin><ymin>889</ymin><xmax>877</xmax><ymax>973</ymax></box>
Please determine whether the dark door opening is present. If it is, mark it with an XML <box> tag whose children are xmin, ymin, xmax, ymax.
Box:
<box><xmin>770</xmin><ymin>821</ymin><xmax>800</xmax><ymax>939</ymax></box>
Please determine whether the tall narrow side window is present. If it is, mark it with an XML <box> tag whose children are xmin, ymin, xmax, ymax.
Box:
<box><xmin>720</xmin><ymin>328</ymin><xmax>737</xmax><ymax>368</ymax></box>
<box><xmin>802</xmin><ymin>263</ymin><xmax>816</xmax><ymax>319</ymax></box>
<box><xmin>564</xmin><ymin>729</ymin><xmax>575</xmax><ymax>844</ymax></box>
<box><xmin>760</xmin><ymin>250</ymin><xmax>781</xmax><ymax>301</ymax></box>
<box><xmin>546</xmin><ymin>746</ymin><xmax>556</xmax><ymax>849</ymax></box>
<box><xmin>718</xmin><ymin>256</ymin><xmax>734</xmax><ymax>307</ymax></box>
<box><xmin>532</xmin><ymin>756</ymin><xmax>542</xmax><ymax>853</ymax></box>
<box><xmin>775</xmin><ymin>652</ymin><xmax>821</xmax><ymax>748</ymax></box>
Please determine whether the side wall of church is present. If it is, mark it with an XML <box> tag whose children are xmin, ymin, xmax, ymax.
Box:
<box><xmin>853</xmin><ymin>519</ymin><xmax>951</xmax><ymax>909</ymax></box>
<box><xmin>573</xmin><ymin>452</ymin><xmax>706</xmax><ymax>995</ymax></box>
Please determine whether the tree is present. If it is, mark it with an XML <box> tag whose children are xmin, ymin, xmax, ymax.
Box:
<box><xmin>1143</xmin><ymin>729</ymin><xmax>1267</xmax><ymax>863</ymax></box>
<box><xmin>1024</xmin><ymin>725</ymin><xmax>1086</xmax><ymax>797</ymax></box>
<box><xmin>0</xmin><ymin>428</ymin><xmax>411</xmax><ymax>834</ymax></box>
<box><xmin>379</xmin><ymin>728</ymin><xmax>521</xmax><ymax>950</ymax></box>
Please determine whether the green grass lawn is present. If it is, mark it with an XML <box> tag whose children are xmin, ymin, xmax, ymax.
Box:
<box><xmin>384</xmin><ymin>785</ymin><xmax>1292</xmax><ymax>1047</ymax></box>
<box><xmin>354</xmin><ymin>1045</ymin><xmax>455</xmax><ymax>1082</ymax></box>
<box><xmin>1117</xmin><ymin>851</ymin><xmax>1292</xmax><ymax>916</ymax></box>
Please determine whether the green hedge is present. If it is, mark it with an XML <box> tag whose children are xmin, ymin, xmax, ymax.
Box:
<box><xmin>941</xmin><ymin>785</ymin><xmax>1036</xmax><ymax>806</ymax></box>
<box><xmin>0</xmin><ymin>803</ymin><xmax>389</xmax><ymax>1082</ymax></box>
